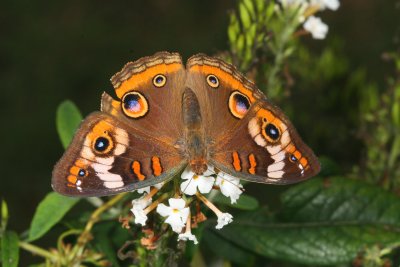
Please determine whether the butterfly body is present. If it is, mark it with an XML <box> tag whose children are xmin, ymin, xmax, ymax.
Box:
<box><xmin>52</xmin><ymin>52</ymin><xmax>320</xmax><ymax>197</ymax></box>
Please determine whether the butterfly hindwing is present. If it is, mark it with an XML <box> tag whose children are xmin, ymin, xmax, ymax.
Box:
<box><xmin>52</xmin><ymin>112</ymin><xmax>186</xmax><ymax>197</ymax></box>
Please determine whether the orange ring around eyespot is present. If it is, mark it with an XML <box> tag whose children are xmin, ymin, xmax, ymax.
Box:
<box><xmin>228</xmin><ymin>91</ymin><xmax>251</xmax><ymax>119</ymax></box>
<box><xmin>121</xmin><ymin>91</ymin><xmax>149</xmax><ymax>119</ymax></box>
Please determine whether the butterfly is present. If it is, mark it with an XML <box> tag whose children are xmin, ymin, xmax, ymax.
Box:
<box><xmin>52</xmin><ymin>52</ymin><xmax>320</xmax><ymax>197</ymax></box>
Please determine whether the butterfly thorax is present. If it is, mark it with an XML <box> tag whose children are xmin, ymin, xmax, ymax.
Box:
<box><xmin>183</xmin><ymin>88</ymin><xmax>208</xmax><ymax>175</ymax></box>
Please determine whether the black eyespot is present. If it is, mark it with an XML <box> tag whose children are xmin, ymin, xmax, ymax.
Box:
<box><xmin>78</xmin><ymin>169</ymin><xmax>86</xmax><ymax>177</ymax></box>
<box><xmin>289</xmin><ymin>154</ymin><xmax>298</xmax><ymax>162</ymax></box>
<box><xmin>123</xmin><ymin>93</ymin><xmax>140</xmax><ymax>112</ymax></box>
<box><xmin>234</xmin><ymin>93</ymin><xmax>250</xmax><ymax>111</ymax></box>
<box><xmin>121</xmin><ymin>91</ymin><xmax>149</xmax><ymax>118</ymax></box>
<box><xmin>94</xmin><ymin>137</ymin><xmax>109</xmax><ymax>152</ymax></box>
<box><xmin>206</xmin><ymin>74</ymin><xmax>219</xmax><ymax>88</ymax></box>
<box><xmin>265</xmin><ymin>123</ymin><xmax>280</xmax><ymax>140</ymax></box>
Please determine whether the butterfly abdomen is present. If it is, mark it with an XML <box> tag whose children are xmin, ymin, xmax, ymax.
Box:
<box><xmin>182</xmin><ymin>88</ymin><xmax>208</xmax><ymax>175</ymax></box>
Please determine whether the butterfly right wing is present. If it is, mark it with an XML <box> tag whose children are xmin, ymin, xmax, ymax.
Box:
<box><xmin>52</xmin><ymin>112</ymin><xmax>186</xmax><ymax>197</ymax></box>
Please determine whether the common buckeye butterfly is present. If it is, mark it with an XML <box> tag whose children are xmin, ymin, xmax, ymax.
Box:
<box><xmin>52</xmin><ymin>52</ymin><xmax>320</xmax><ymax>197</ymax></box>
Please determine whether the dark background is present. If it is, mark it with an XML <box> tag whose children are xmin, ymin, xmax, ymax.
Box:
<box><xmin>1</xmin><ymin>0</ymin><xmax>399</xmax><ymax>241</ymax></box>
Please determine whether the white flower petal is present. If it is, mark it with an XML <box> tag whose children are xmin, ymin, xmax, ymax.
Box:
<box><xmin>216</xmin><ymin>173</ymin><xmax>243</xmax><ymax>204</ymax></box>
<box><xmin>178</xmin><ymin>232</ymin><xmax>198</xmax><ymax>244</ymax></box>
<box><xmin>168</xmin><ymin>198</ymin><xmax>186</xmax><ymax>210</ymax></box>
<box><xmin>165</xmin><ymin>213</ymin><xmax>185</xmax><ymax>233</ymax></box>
<box><xmin>136</xmin><ymin>186</ymin><xmax>150</xmax><ymax>194</ymax></box>
<box><xmin>216</xmin><ymin>213</ymin><xmax>233</xmax><ymax>229</ymax></box>
<box><xmin>179</xmin><ymin>207</ymin><xmax>190</xmax><ymax>223</ymax></box>
<box><xmin>181</xmin><ymin>167</ymin><xmax>195</xmax><ymax>180</ymax></box>
<box><xmin>131</xmin><ymin>196</ymin><xmax>152</xmax><ymax>226</ymax></box>
<box><xmin>156</xmin><ymin>203</ymin><xmax>172</xmax><ymax>217</ymax></box>
<box><xmin>197</xmin><ymin>176</ymin><xmax>215</xmax><ymax>194</ymax></box>
<box><xmin>180</xmin><ymin>179</ymin><xmax>198</xmax><ymax>195</ymax></box>
<box><xmin>154</xmin><ymin>182</ymin><xmax>164</xmax><ymax>189</ymax></box>
<box><xmin>303</xmin><ymin>16</ymin><xmax>328</xmax><ymax>40</ymax></box>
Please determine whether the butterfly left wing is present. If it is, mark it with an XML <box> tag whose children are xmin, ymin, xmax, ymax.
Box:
<box><xmin>52</xmin><ymin>112</ymin><xmax>186</xmax><ymax>197</ymax></box>
<box><xmin>187</xmin><ymin>54</ymin><xmax>319</xmax><ymax>184</ymax></box>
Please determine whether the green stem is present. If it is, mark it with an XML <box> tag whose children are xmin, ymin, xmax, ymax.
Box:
<box><xmin>72</xmin><ymin>193</ymin><xmax>128</xmax><ymax>258</ymax></box>
<box><xmin>19</xmin><ymin>241</ymin><xmax>58</xmax><ymax>262</ymax></box>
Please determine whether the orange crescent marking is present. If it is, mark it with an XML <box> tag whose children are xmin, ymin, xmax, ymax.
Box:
<box><xmin>248</xmin><ymin>154</ymin><xmax>257</xmax><ymax>174</ymax></box>
<box><xmin>115</xmin><ymin>63</ymin><xmax>182</xmax><ymax>99</ymax></box>
<box><xmin>132</xmin><ymin>161</ymin><xmax>146</xmax><ymax>181</ymax></box>
<box><xmin>151</xmin><ymin>156</ymin><xmax>163</xmax><ymax>176</ymax></box>
<box><xmin>67</xmin><ymin>175</ymin><xmax>77</xmax><ymax>184</ymax></box>
<box><xmin>293</xmin><ymin>150</ymin><xmax>302</xmax><ymax>160</ymax></box>
<box><xmin>300</xmin><ymin>157</ymin><xmax>308</xmax><ymax>168</ymax></box>
<box><xmin>232</xmin><ymin>152</ymin><xmax>242</xmax><ymax>172</ymax></box>
<box><xmin>190</xmin><ymin>65</ymin><xmax>256</xmax><ymax>103</ymax></box>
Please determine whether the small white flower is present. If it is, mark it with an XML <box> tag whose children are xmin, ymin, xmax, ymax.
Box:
<box><xmin>178</xmin><ymin>232</ymin><xmax>198</xmax><ymax>244</ymax></box>
<box><xmin>216</xmin><ymin>213</ymin><xmax>233</xmax><ymax>229</ymax></box>
<box><xmin>156</xmin><ymin>198</ymin><xmax>189</xmax><ymax>233</ymax></box>
<box><xmin>131</xmin><ymin>196</ymin><xmax>152</xmax><ymax>226</ymax></box>
<box><xmin>310</xmin><ymin>0</ymin><xmax>340</xmax><ymax>11</ymax></box>
<box><xmin>180</xmin><ymin>166</ymin><xmax>215</xmax><ymax>196</ymax></box>
<box><xmin>303</xmin><ymin>16</ymin><xmax>328</xmax><ymax>39</ymax></box>
<box><xmin>215</xmin><ymin>172</ymin><xmax>243</xmax><ymax>204</ymax></box>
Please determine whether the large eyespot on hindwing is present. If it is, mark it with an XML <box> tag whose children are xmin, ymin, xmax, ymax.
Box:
<box><xmin>93</xmin><ymin>135</ymin><xmax>113</xmax><ymax>155</ymax></box>
<box><xmin>261</xmin><ymin>117</ymin><xmax>281</xmax><ymax>144</ymax></box>
<box><xmin>121</xmin><ymin>91</ymin><xmax>149</xmax><ymax>119</ymax></box>
<box><xmin>153</xmin><ymin>74</ymin><xmax>167</xmax><ymax>88</ymax></box>
<box><xmin>228</xmin><ymin>91</ymin><xmax>251</xmax><ymax>119</ymax></box>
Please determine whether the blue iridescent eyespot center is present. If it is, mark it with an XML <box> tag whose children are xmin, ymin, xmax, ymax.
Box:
<box><xmin>94</xmin><ymin>137</ymin><xmax>109</xmax><ymax>152</ymax></box>
<box><xmin>265</xmin><ymin>123</ymin><xmax>280</xmax><ymax>140</ymax></box>
<box><xmin>124</xmin><ymin>94</ymin><xmax>141</xmax><ymax>112</ymax></box>
<box><xmin>156</xmin><ymin>76</ymin><xmax>164</xmax><ymax>84</ymax></box>
<box><xmin>234</xmin><ymin>93</ymin><xmax>250</xmax><ymax>113</ymax></box>
<box><xmin>290</xmin><ymin>154</ymin><xmax>298</xmax><ymax>162</ymax></box>
<box><xmin>78</xmin><ymin>169</ymin><xmax>86</xmax><ymax>177</ymax></box>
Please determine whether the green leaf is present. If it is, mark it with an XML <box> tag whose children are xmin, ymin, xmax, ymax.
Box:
<box><xmin>1</xmin><ymin>200</ymin><xmax>9</xmax><ymax>233</ymax></box>
<box><xmin>213</xmin><ymin>194</ymin><xmax>259</xmax><ymax>210</ymax></box>
<box><xmin>56</xmin><ymin>100</ymin><xmax>83</xmax><ymax>149</ymax></box>
<box><xmin>203</xmin><ymin>229</ymin><xmax>255</xmax><ymax>265</ymax></box>
<box><xmin>28</xmin><ymin>192</ymin><xmax>80</xmax><ymax>241</ymax></box>
<box><xmin>217</xmin><ymin>177</ymin><xmax>400</xmax><ymax>265</ymax></box>
<box><xmin>239</xmin><ymin>1</ymin><xmax>252</xmax><ymax>30</ymax></box>
<box><xmin>1</xmin><ymin>231</ymin><xmax>19</xmax><ymax>267</ymax></box>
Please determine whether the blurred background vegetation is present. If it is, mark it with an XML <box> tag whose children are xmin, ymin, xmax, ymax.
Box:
<box><xmin>1</xmin><ymin>0</ymin><xmax>400</xmax><ymax>266</ymax></box>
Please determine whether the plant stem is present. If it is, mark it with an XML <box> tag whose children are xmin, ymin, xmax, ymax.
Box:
<box><xmin>19</xmin><ymin>241</ymin><xmax>58</xmax><ymax>262</ymax></box>
<box><xmin>72</xmin><ymin>192</ymin><xmax>128</xmax><ymax>258</ymax></box>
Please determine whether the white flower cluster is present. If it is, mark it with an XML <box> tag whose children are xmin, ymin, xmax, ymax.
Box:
<box><xmin>130</xmin><ymin>165</ymin><xmax>243</xmax><ymax>245</ymax></box>
<box><xmin>278</xmin><ymin>0</ymin><xmax>340</xmax><ymax>40</ymax></box>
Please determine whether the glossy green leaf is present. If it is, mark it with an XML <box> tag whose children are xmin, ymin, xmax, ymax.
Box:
<box><xmin>213</xmin><ymin>194</ymin><xmax>259</xmax><ymax>210</ymax></box>
<box><xmin>217</xmin><ymin>177</ymin><xmax>400</xmax><ymax>265</ymax></box>
<box><xmin>1</xmin><ymin>231</ymin><xmax>19</xmax><ymax>267</ymax></box>
<box><xmin>28</xmin><ymin>192</ymin><xmax>80</xmax><ymax>241</ymax></box>
<box><xmin>56</xmin><ymin>100</ymin><xmax>83</xmax><ymax>149</ymax></box>
<box><xmin>203</xmin><ymin>229</ymin><xmax>255</xmax><ymax>265</ymax></box>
